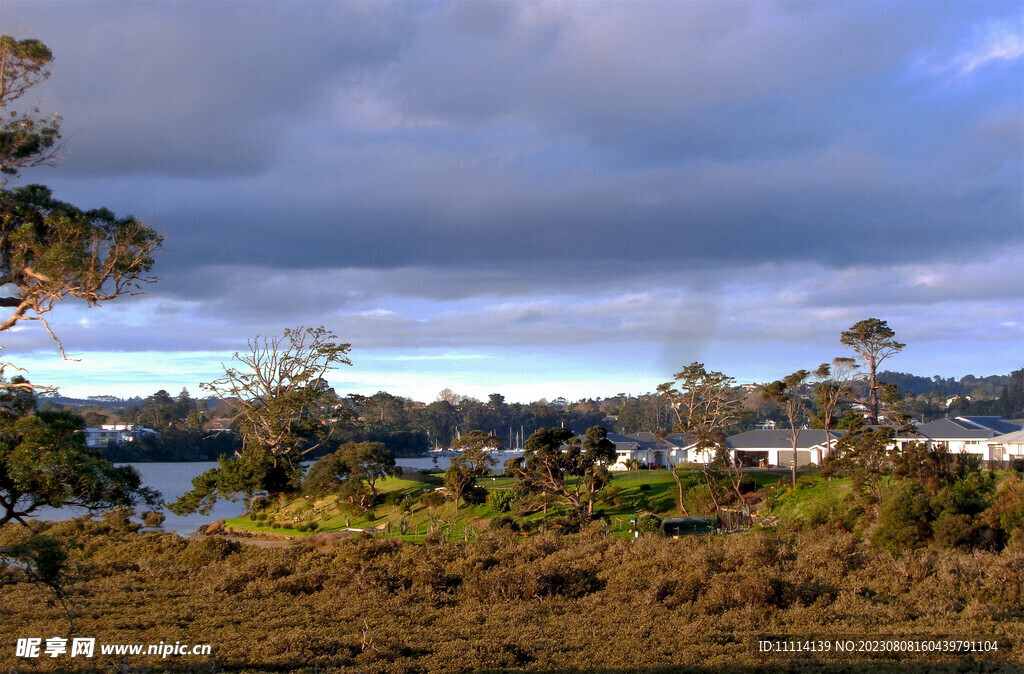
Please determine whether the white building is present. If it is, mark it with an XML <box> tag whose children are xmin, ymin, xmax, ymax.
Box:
<box><xmin>84</xmin><ymin>423</ymin><xmax>159</xmax><ymax>448</ymax></box>
<box><xmin>607</xmin><ymin>432</ymin><xmax>693</xmax><ymax>470</ymax></box>
<box><xmin>894</xmin><ymin>416</ymin><xmax>1023</xmax><ymax>465</ymax></box>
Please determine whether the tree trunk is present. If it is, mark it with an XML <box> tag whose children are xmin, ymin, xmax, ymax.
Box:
<box><xmin>670</xmin><ymin>465</ymin><xmax>689</xmax><ymax>516</ymax></box>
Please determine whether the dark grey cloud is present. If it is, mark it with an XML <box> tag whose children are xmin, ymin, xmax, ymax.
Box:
<box><xmin>4</xmin><ymin>0</ymin><xmax>416</xmax><ymax>177</ymax></box>
<box><xmin>1</xmin><ymin>1</ymin><xmax>1020</xmax><ymax>310</ymax></box>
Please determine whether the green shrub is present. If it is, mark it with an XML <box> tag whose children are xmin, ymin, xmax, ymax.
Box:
<box><xmin>636</xmin><ymin>513</ymin><xmax>662</xmax><ymax>535</ymax></box>
<box><xmin>684</xmin><ymin>483</ymin><xmax>715</xmax><ymax>515</ymax></box>
<box><xmin>100</xmin><ymin>507</ymin><xmax>140</xmax><ymax>533</ymax></box>
<box><xmin>931</xmin><ymin>472</ymin><xmax>994</xmax><ymax>517</ymax></box>
<box><xmin>487</xmin><ymin>489</ymin><xmax>515</xmax><ymax>513</ymax></box>
<box><xmin>464</xmin><ymin>485</ymin><xmax>489</xmax><ymax>506</ymax></box>
<box><xmin>872</xmin><ymin>480</ymin><xmax>931</xmax><ymax>553</ymax></box>
<box><xmin>602</xmin><ymin>486</ymin><xmax>623</xmax><ymax>503</ymax></box>
<box><xmin>931</xmin><ymin>512</ymin><xmax>974</xmax><ymax>550</ymax></box>
<box><xmin>421</xmin><ymin>490</ymin><xmax>447</xmax><ymax>510</ymax></box>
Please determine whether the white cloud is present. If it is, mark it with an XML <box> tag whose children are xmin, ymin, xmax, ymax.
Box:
<box><xmin>917</xmin><ymin>12</ymin><xmax>1024</xmax><ymax>79</ymax></box>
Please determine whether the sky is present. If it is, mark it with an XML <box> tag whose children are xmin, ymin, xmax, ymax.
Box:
<box><xmin>1</xmin><ymin>0</ymin><xmax>1022</xmax><ymax>403</ymax></box>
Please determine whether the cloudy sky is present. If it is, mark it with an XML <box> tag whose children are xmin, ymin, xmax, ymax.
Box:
<box><xmin>1</xmin><ymin>1</ymin><xmax>1021</xmax><ymax>402</ymax></box>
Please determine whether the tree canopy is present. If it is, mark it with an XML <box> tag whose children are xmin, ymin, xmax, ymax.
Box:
<box><xmin>507</xmin><ymin>425</ymin><xmax>615</xmax><ymax>520</ymax></box>
<box><xmin>0</xmin><ymin>380</ymin><xmax>159</xmax><ymax>527</ymax></box>
<box><xmin>0</xmin><ymin>36</ymin><xmax>61</xmax><ymax>177</ymax></box>
<box><xmin>303</xmin><ymin>441</ymin><xmax>398</xmax><ymax>512</ymax></box>
<box><xmin>446</xmin><ymin>430</ymin><xmax>500</xmax><ymax>510</ymax></box>
<box><xmin>0</xmin><ymin>35</ymin><xmax>162</xmax><ymax>387</ymax></box>
<box><xmin>841</xmin><ymin>318</ymin><xmax>905</xmax><ymax>424</ymax></box>
<box><xmin>171</xmin><ymin>327</ymin><xmax>351</xmax><ymax>514</ymax></box>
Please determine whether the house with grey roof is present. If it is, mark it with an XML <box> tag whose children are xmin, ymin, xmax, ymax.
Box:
<box><xmin>607</xmin><ymin>432</ymin><xmax>694</xmax><ymax>469</ymax></box>
<box><xmin>985</xmin><ymin>429</ymin><xmax>1024</xmax><ymax>465</ymax></box>
<box><xmin>895</xmin><ymin>416</ymin><xmax>1024</xmax><ymax>465</ymax></box>
<box><xmin>713</xmin><ymin>429</ymin><xmax>844</xmax><ymax>468</ymax></box>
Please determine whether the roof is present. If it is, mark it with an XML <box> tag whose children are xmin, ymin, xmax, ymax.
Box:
<box><xmin>987</xmin><ymin>429</ymin><xmax>1024</xmax><ymax>445</ymax></box>
<box><xmin>606</xmin><ymin>433</ymin><xmax>641</xmax><ymax>451</ymax></box>
<box><xmin>725</xmin><ymin>429</ymin><xmax>843</xmax><ymax>450</ymax></box>
<box><xmin>904</xmin><ymin>417</ymin><xmax>1023</xmax><ymax>440</ymax></box>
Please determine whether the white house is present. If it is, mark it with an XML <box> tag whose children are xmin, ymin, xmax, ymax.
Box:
<box><xmin>985</xmin><ymin>430</ymin><xmax>1024</xmax><ymax>465</ymax></box>
<box><xmin>84</xmin><ymin>423</ymin><xmax>159</xmax><ymax>448</ymax></box>
<box><xmin>895</xmin><ymin>416</ymin><xmax>1023</xmax><ymax>465</ymax></box>
<box><xmin>607</xmin><ymin>432</ymin><xmax>693</xmax><ymax>470</ymax></box>
<box><xmin>694</xmin><ymin>429</ymin><xmax>844</xmax><ymax>467</ymax></box>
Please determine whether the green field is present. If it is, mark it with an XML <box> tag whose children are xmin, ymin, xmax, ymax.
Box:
<box><xmin>223</xmin><ymin>466</ymin><xmax>821</xmax><ymax>541</ymax></box>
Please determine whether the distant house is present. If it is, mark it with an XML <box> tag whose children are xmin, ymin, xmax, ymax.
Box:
<box><xmin>895</xmin><ymin>416</ymin><xmax>1023</xmax><ymax>465</ymax></box>
<box><xmin>696</xmin><ymin>429</ymin><xmax>844</xmax><ymax>468</ymax></box>
<box><xmin>607</xmin><ymin>432</ymin><xmax>693</xmax><ymax>470</ymax></box>
<box><xmin>84</xmin><ymin>423</ymin><xmax>159</xmax><ymax>448</ymax></box>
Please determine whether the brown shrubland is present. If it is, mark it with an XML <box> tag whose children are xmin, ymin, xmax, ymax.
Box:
<box><xmin>1</xmin><ymin>513</ymin><xmax>1021</xmax><ymax>672</ymax></box>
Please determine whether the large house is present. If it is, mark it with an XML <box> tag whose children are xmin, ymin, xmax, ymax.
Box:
<box><xmin>84</xmin><ymin>423</ymin><xmax>159</xmax><ymax>448</ymax></box>
<box><xmin>608</xmin><ymin>429</ymin><xmax>845</xmax><ymax>469</ymax></box>
<box><xmin>894</xmin><ymin>416</ymin><xmax>1023</xmax><ymax>465</ymax></box>
<box><xmin>718</xmin><ymin>429</ymin><xmax>843</xmax><ymax>468</ymax></box>
<box><xmin>607</xmin><ymin>432</ymin><xmax>693</xmax><ymax>470</ymax></box>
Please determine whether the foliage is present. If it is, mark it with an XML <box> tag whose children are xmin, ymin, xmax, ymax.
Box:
<box><xmin>304</xmin><ymin>441</ymin><xmax>399</xmax><ymax>512</ymax></box>
<box><xmin>872</xmin><ymin>479</ymin><xmax>932</xmax><ymax>553</ymax></box>
<box><xmin>508</xmin><ymin>426</ymin><xmax>616</xmax><ymax>520</ymax></box>
<box><xmin>659</xmin><ymin>363</ymin><xmax>746</xmax><ymax>514</ymax></box>
<box><xmin>840</xmin><ymin>318</ymin><xmax>905</xmax><ymax>423</ymax></box>
<box><xmin>822</xmin><ymin>419</ymin><xmax>897</xmax><ymax>504</ymax></box>
<box><xmin>171</xmin><ymin>327</ymin><xmax>351</xmax><ymax>513</ymax></box>
<box><xmin>0</xmin><ymin>36</ymin><xmax>61</xmax><ymax>177</ymax></box>
<box><xmin>445</xmin><ymin>431</ymin><xmax>498</xmax><ymax>511</ymax></box>
<box><xmin>2</xmin><ymin>521</ymin><xmax>1021</xmax><ymax>672</ymax></box>
<box><xmin>635</xmin><ymin>512</ymin><xmax>662</xmax><ymax>535</ymax></box>
<box><xmin>0</xmin><ymin>36</ymin><xmax>161</xmax><ymax>378</ymax></box>
<box><xmin>486</xmin><ymin>489</ymin><xmax>515</xmax><ymax>513</ymax></box>
<box><xmin>0</xmin><ymin>382</ymin><xmax>159</xmax><ymax>526</ymax></box>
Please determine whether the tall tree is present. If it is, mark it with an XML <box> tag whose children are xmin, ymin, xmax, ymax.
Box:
<box><xmin>446</xmin><ymin>430</ymin><xmax>500</xmax><ymax>511</ymax></box>
<box><xmin>659</xmin><ymin>363</ymin><xmax>746</xmax><ymax>514</ymax></box>
<box><xmin>1001</xmin><ymin>368</ymin><xmax>1024</xmax><ymax>419</ymax></box>
<box><xmin>762</xmin><ymin>370</ymin><xmax>811</xmax><ymax>486</ymax></box>
<box><xmin>508</xmin><ymin>426</ymin><xmax>615</xmax><ymax>520</ymax></box>
<box><xmin>170</xmin><ymin>327</ymin><xmax>351</xmax><ymax>514</ymax></box>
<box><xmin>840</xmin><ymin>319</ymin><xmax>905</xmax><ymax>424</ymax></box>
<box><xmin>0</xmin><ymin>36</ymin><xmax>161</xmax><ymax>388</ymax></box>
<box><xmin>303</xmin><ymin>441</ymin><xmax>398</xmax><ymax>512</ymax></box>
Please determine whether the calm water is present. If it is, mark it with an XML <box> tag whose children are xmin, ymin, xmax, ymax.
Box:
<box><xmin>33</xmin><ymin>453</ymin><xmax>524</xmax><ymax>536</ymax></box>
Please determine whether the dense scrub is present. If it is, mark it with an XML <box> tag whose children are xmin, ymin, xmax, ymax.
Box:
<box><xmin>2</xmin><ymin>516</ymin><xmax>1021</xmax><ymax>672</ymax></box>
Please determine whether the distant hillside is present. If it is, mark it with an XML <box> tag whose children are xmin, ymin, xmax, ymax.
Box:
<box><xmin>877</xmin><ymin>371</ymin><xmax>1014</xmax><ymax>397</ymax></box>
<box><xmin>37</xmin><ymin>393</ymin><xmax>142</xmax><ymax>411</ymax></box>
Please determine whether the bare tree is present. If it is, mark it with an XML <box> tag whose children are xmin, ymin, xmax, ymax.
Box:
<box><xmin>660</xmin><ymin>363</ymin><xmax>746</xmax><ymax>514</ymax></box>
<box><xmin>762</xmin><ymin>370</ymin><xmax>811</xmax><ymax>486</ymax></box>
<box><xmin>170</xmin><ymin>327</ymin><xmax>351</xmax><ymax>514</ymax></box>
<box><xmin>813</xmin><ymin>357</ymin><xmax>858</xmax><ymax>463</ymax></box>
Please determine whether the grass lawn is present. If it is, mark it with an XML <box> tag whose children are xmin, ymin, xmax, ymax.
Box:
<box><xmin>224</xmin><ymin>466</ymin><xmax>831</xmax><ymax>541</ymax></box>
